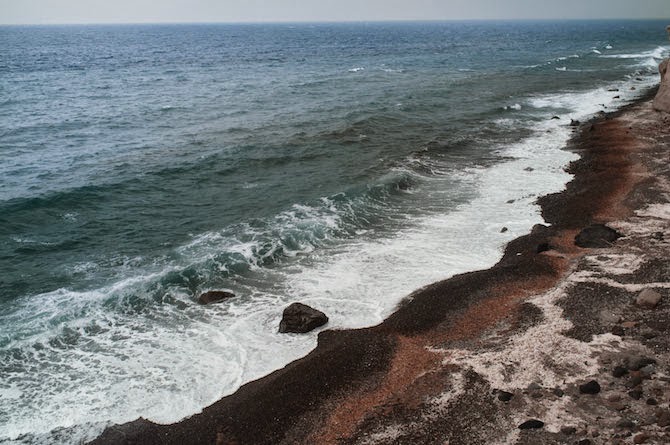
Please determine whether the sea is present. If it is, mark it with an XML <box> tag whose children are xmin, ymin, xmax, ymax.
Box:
<box><xmin>0</xmin><ymin>20</ymin><xmax>668</xmax><ymax>444</ymax></box>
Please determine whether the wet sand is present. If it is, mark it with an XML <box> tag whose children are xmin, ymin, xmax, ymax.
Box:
<box><xmin>90</xmin><ymin>90</ymin><xmax>670</xmax><ymax>445</ymax></box>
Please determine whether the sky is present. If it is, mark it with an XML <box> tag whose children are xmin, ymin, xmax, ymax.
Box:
<box><xmin>1</xmin><ymin>0</ymin><xmax>668</xmax><ymax>25</ymax></box>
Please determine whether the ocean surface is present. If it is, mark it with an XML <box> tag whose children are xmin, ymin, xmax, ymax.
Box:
<box><xmin>0</xmin><ymin>20</ymin><xmax>668</xmax><ymax>444</ymax></box>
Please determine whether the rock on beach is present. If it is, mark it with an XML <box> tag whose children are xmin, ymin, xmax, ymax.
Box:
<box><xmin>279</xmin><ymin>302</ymin><xmax>329</xmax><ymax>333</ymax></box>
<box><xmin>635</xmin><ymin>289</ymin><xmax>662</xmax><ymax>309</ymax></box>
<box><xmin>198</xmin><ymin>290</ymin><xmax>235</xmax><ymax>305</ymax></box>
<box><xmin>574</xmin><ymin>224</ymin><xmax>622</xmax><ymax>248</ymax></box>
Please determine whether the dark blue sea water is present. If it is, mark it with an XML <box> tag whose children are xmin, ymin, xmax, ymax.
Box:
<box><xmin>0</xmin><ymin>20</ymin><xmax>667</xmax><ymax>443</ymax></box>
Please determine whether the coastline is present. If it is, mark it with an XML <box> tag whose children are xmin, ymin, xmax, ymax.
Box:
<box><xmin>90</xmin><ymin>89</ymin><xmax>670</xmax><ymax>445</ymax></box>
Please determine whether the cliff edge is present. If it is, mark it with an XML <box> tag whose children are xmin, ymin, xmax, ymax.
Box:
<box><xmin>652</xmin><ymin>58</ymin><xmax>670</xmax><ymax>113</ymax></box>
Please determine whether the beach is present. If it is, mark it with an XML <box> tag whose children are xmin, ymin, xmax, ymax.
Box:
<box><xmin>89</xmin><ymin>90</ymin><xmax>670</xmax><ymax>444</ymax></box>
<box><xmin>1</xmin><ymin>22</ymin><xmax>668</xmax><ymax>444</ymax></box>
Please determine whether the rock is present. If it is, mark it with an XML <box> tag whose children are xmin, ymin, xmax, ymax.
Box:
<box><xmin>633</xmin><ymin>432</ymin><xmax>651</xmax><ymax>444</ymax></box>
<box><xmin>613</xmin><ymin>95</ymin><xmax>620</xmax><ymax>99</ymax></box>
<box><xmin>616</xmin><ymin>419</ymin><xmax>635</xmax><ymax>429</ymax></box>
<box><xmin>278</xmin><ymin>302</ymin><xmax>328</xmax><ymax>333</ymax></box>
<box><xmin>640</xmin><ymin>365</ymin><xmax>655</xmax><ymax>378</ymax></box>
<box><xmin>646</xmin><ymin>398</ymin><xmax>658</xmax><ymax>406</ymax></box>
<box><xmin>629</xmin><ymin>389</ymin><xmax>643</xmax><ymax>400</ymax></box>
<box><xmin>527</xmin><ymin>382</ymin><xmax>542</xmax><ymax>391</ymax></box>
<box><xmin>570</xmin><ymin>119</ymin><xmax>580</xmax><ymax>126</ymax></box>
<box><xmin>653</xmin><ymin>58</ymin><xmax>670</xmax><ymax>113</ymax></box>
<box><xmin>600</xmin><ymin>310</ymin><xmax>620</xmax><ymax>325</ymax></box>
<box><xmin>578</xmin><ymin>439</ymin><xmax>592</xmax><ymax>445</ymax></box>
<box><xmin>500</xmin><ymin>227</ymin><xmax>508</xmax><ymax>233</ymax></box>
<box><xmin>608</xmin><ymin>88</ymin><xmax>620</xmax><ymax>92</ymax></box>
<box><xmin>536</xmin><ymin>242</ymin><xmax>551</xmax><ymax>253</ymax></box>
<box><xmin>608</xmin><ymin>394</ymin><xmax>622</xmax><ymax>402</ymax></box>
<box><xmin>198</xmin><ymin>290</ymin><xmax>235</xmax><ymax>305</ymax></box>
<box><xmin>561</xmin><ymin>426</ymin><xmax>577</xmax><ymax>435</ymax></box>
<box><xmin>621</xmin><ymin>321</ymin><xmax>637</xmax><ymax>329</ymax></box>
<box><xmin>497</xmin><ymin>390</ymin><xmax>513</xmax><ymax>402</ymax></box>
<box><xmin>636</xmin><ymin>289</ymin><xmax>662</xmax><ymax>309</ymax></box>
<box><xmin>655</xmin><ymin>409</ymin><xmax>670</xmax><ymax>427</ymax></box>
<box><xmin>553</xmin><ymin>387</ymin><xmax>564</xmax><ymax>397</ymax></box>
<box><xmin>611</xmin><ymin>325</ymin><xmax>625</xmax><ymax>337</ymax></box>
<box><xmin>613</xmin><ymin>366</ymin><xmax>629</xmax><ymax>378</ymax></box>
<box><xmin>579</xmin><ymin>380</ymin><xmax>601</xmax><ymax>394</ymax></box>
<box><xmin>518</xmin><ymin>419</ymin><xmax>544</xmax><ymax>429</ymax></box>
<box><xmin>630</xmin><ymin>357</ymin><xmax>657</xmax><ymax>371</ymax></box>
<box><xmin>626</xmin><ymin>374</ymin><xmax>644</xmax><ymax>389</ymax></box>
<box><xmin>609</xmin><ymin>402</ymin><xmax>629</xmax><ymax>412</ymax></box>
<box><xmin>575</xmin><ymin>224</ymin><xmax>622</xmax><ymax>248</ymax></box>
<box><xmin>641</xmin><ymin>329</ymin><xmax>657</xmax><ymax>339</ymax></box>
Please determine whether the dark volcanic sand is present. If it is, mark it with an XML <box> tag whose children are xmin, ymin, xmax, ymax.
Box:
<box><xmin>90</xmin><ymin>91</ymin><xmax>670</xmax><ymax>445</ymax></box>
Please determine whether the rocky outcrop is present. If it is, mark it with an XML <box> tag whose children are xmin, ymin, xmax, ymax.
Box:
<box><xmin>279</xmin><ymin>302</ymin><xmax>328</xmax><ymax>333</ymax></box>
<box><xmin>652</xmin><ymin>58</ymin><xmax>670</xmax><ymax>113</ymax></box>
<box><xmin>574</xmin><ymin>224</ymin><xmax>622</xmax><ymax>248</ymax></box>
<box><xmin>197</xmin><ymin>290</ymin><xmax>235</xmax><ymax>305</ymax></box>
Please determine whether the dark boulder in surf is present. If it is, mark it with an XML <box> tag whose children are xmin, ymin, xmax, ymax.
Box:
<box><xmin>575</xmin><ymin>224</ymin><xmax>622</xmax><ymax>248</ymax></box>
<box><xmin>279</xmin><ymin>302</ymin><xmax>328</xmax><ymax>333</ymax></box>
<box><xmin>653</xmin><ymin>58</ymin><xmax>670</xmax><ymax>113</ymax></box>
<box><xmin>198</xmin><ymin>290</ymin><xmax>235</xmax><ymax>305</ymax></box>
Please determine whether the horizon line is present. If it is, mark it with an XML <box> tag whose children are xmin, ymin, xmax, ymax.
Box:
<box><xmin>2</xmin><ymin>17</ymin><xmax>670</xmax><ymax>27</ymax></box>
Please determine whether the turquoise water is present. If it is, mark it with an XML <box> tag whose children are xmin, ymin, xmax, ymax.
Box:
<box><xmin>0</xmin><ymin>20</ymin><xmax>668</xmax><ymax>444</ymax></box>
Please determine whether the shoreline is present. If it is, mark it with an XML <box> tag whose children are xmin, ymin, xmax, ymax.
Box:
<box><xmin>90</xmin><ymin>89</ymin><xmax>670</xmax><ymax>445</ymax></box>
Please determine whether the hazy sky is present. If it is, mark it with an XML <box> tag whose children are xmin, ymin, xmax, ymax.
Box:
<box><xmin>1</xmin><ymin>0</ymin><xmax>668</xmax><ymax>25</ymax></box>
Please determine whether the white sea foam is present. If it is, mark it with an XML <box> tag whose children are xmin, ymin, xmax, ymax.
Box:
<box><xmin>599</xmin><ymin>45</ymin><xmax>669</xmax><ymax>68</ymax></box>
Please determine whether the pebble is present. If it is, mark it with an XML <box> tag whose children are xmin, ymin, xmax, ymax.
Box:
<box><xmin>609</xmin><ymin>401</ymin><xmax>628</xmax><ymax>412</ymax></box>
<box><xmin>641</xmin><ymin>329</ymin><xmax>657</xmax><ymax>339</ymax></box>
<box><xmin>497</xmin><ymin>391</ymin><xmax>513</xmax><ymax>402</ymax></box>
<box><xmin>616</xmin><ymin>419</ymin><xmax>635</xmax><ymax>429</ymax></box>
<box><xmin>656</xmin><ymin>409</ymin><xmax>670</xmax><ymax>427</ymax></box>
<box><xmin>578</xmin><ymin>439</ymin><xmax>591</xmax><ymax>445</ymax></box>
<box><xmin>621</xmin><ymin>321</ymin><xmax>637</xmax><ymax>329</ymax></box>
<box><xmin>611</xmin><ymin>325</ymin><xmax>625</xmax><ymax>336</ymax></box>
<box><xmin>630</xmin><ymin>357</ymin><xmax>657</xmax><ymax>371</ymax></box>
<box><xmin>579</xmin><ymin>380</ymin><xmax>601</xmax><ymax>394</ymax></box>
<box><xmin>553</xmin><ymin>387</ymin><xmax>564</xmax><ymax>397</ymax></box>
<box><xmin>626</xmin><ymin>375</ymin><xmax>644</xmax><ymax>389</ymax></box>
<box><xmin>560</xmin><ymin>426</ymin><xmax>577</xmax><ymax>435</ymax></box>
<box><xmin>608</xmin><ymin>394</ymin><xmax>622</xmax><ymax>402</ymax></box>
<box><xmin>629</xmin><ymin>389</ymin><xmax>644</xmax><ymax>400</ymax></box>
<box><xmin>640</xmin><ymin>365</ymin><xmax>655</xmax><ymax>378</ymax></box>
<box><xmin>612</xmin><ymin>366</ymin><xmax>629</xmax><ymax>378</ymax></box>
<box><xmin>527</xmin><ymin>382</ymin><xmax>542</xmax><ymax>391</ymax></box>
<box><xmin>636</xmin><ymin>289</ymin><xmax>662</xmax><ymax>309</ymax></box>
<box><xmin>646</xmin><ymin>398</ymin><xmax>658</xmax><ymax>406</ymax></box>
<box><xmin>633</xmin><ymin>432</ymin><xmax>650</xmax><ymax>444</ymax></box>
<box><xmin>518</xmin><ymin>419</ymin><xmax>544</xmax><ymax>429</ymax></box>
